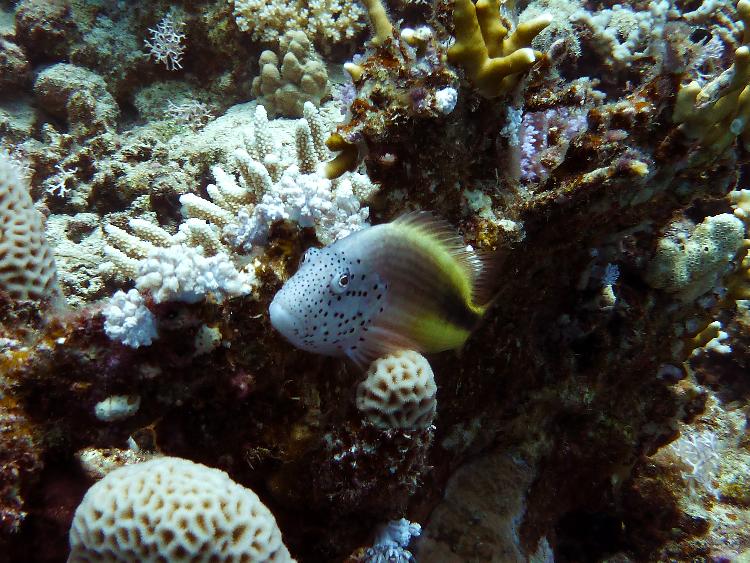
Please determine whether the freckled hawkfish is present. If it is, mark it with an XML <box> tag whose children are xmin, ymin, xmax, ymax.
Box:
<box><xmin>269</xmin><ymin>212</ymin><xmax>495</xmax><ymax>367</ymax></box>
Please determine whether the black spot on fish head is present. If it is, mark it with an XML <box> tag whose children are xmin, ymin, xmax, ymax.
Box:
<box><xmin>269</xmin><ymin>246</ymin><xmax>345</xmax><ymax>354</ymax></box>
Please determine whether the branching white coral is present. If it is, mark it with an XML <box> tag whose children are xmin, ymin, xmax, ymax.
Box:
<box><xmin>46</xmin><ymin>163</ymin><xmax>78</xmax><ymax>198</ymax></box>
<box><xmin>227</xmin><ymin>164</ymin><xmax>370</xmax><ymax>249</ymax></box>
<box><xmin>231</xmin><ymin>0</ymin><xmax>367</xmax><ymax>50</ymax></box>
<box><xmin>103</xmin><ymin>289</ymin><xmax>158</xmax><ymax>348</ymax></box>
<box><xmin>144</xmin><ymin>13</ymin><xmax>186</xmax><ymax>71</ymax></box>
<box><xmin>102</xmin><ymin>219</ymin><xmax>257</xmax><ymax>305</ymax></box>
<box><xmin>136</xmin><ymin>245</ymin><xmax>255</xmax><ymax>304</ymax></box>
<box><xmin>103</xmin><ymin>103</ymin><xmax>374</xmax><ymax>300</ymax></box>
<box><xmin>669</xmin><ymin>428</ymin><xmax>723</xmax><ymax>497</ymax></box>
<box><xmin>182</xmin><ymin>103</ymin><xmax>373</xmax><ymax>250</ymax></box>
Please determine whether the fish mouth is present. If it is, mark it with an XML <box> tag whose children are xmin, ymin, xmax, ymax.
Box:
<box><xmin>269</xmin><ymin>298</ymin><xmax>296</xmax><ymax>339</ymax></box>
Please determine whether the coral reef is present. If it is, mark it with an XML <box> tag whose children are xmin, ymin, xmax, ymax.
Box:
<box><xmin>448</xmin><ymin>0</ymin><xmax>552</xmax><ymax>98</ymax></box>
<box><xmin>2</xmin><ymin>0</ymin><xmax>750</xmax><ymax>560</ymax></box>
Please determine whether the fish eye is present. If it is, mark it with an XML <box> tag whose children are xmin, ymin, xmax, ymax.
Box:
<box><xmin>331</xmin><ymin>269</ymin><xmax>350</xmax><ymax>294</ymax></box>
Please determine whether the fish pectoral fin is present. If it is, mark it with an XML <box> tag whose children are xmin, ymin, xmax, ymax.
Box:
<box><xmin>345</xmin><ymin>325</ymin><xmax>421</xmax><ymax>368</ymax></box>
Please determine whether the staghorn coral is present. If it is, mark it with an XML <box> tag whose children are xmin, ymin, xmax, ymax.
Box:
<box><xmin>177</xmin><ymin>103</ymin><xmax>373</xmax><ymax>250</ymax></box>
<box><xmin>135</xmin><ymin>244</ymin><xmax>256</xmax><ymax>304</ymax></box>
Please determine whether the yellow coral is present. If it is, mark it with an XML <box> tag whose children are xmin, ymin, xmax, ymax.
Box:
<box><xmin>323</xmin><ymin>133</ymin><xmax>358</xmax><ymax>179</ymax></box>
<box><xmin>361</xmin><ymin>0</ymin><xmax>393</xmax><ymax>45</ymax></box>
<box><xmin>448</xmin><ymin>0</ymin><xmax>552</xmax><ymax>98</ymax></box>
<box><xmin>673</xmin><ymin>0</ymin><xmax>750</xmax><ymax>154</ymax></box>
<box><xmin>726</xmin><ymin>189</ymin><xmax>750</xmax><ymax>299</ymax></box>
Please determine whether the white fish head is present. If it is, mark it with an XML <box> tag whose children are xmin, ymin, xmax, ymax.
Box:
<box><xmin>269</xmin><ymin>243</ymin><xmax>387</xmax><ymax>361</ymax></box>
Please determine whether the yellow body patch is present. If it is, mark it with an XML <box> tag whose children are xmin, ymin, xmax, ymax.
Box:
<box><xmin>409</xmin><ymin>312</ymin><xmax>473</xmax><ymax>352</ymax></box>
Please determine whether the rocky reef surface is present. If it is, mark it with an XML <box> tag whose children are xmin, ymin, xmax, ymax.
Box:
<box><xmin>1</xmin><ymin>0</ymin><xmax>750</xmax><ymax>560</ymax></box>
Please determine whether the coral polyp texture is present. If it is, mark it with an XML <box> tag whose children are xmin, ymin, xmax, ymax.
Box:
<box><xmin>68</xmin><ymin>456</ymin><xmax>294</xmax><ymax>562</ymax></box>
<box><xmin>673</xmin><ymin>0</ymin><xmax>750</xmax><ymax>155</ymax></box>
<box><xmin>4</xmin><ymin>0</ymin><xmax>750</xmax><ymax>560</ymax></box>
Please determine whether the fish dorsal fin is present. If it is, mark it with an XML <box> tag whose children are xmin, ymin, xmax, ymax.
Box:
<box><xmin>393</xmin><ymin>212</ymin><xmax>495</xmax><ymax>306</ymax></box>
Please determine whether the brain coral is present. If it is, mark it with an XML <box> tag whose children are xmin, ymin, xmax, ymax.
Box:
<box><xmin>0</xmin><ymin>150</ymin><xmax>60</xmax><ymax>302</ymax></box>
<box><xmin>68</xmin><ymin>456</ymin><xmax>294</xmax><ymax>562</ymax></box>
<box><xmin>356</xmin><ymin>350</ymin><xmax>438</xmax><ymax>430</ymax></box>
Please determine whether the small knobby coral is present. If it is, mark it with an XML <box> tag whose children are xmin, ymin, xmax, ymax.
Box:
<box><xmin>231</xmin><ymin>0</ymin><xmax>367</xmax><ymax>50</ymax></box>
<box><xmin>251</xmin><ymin>30</ymin><xmax>330</xmax><ymax>117</ymax></box>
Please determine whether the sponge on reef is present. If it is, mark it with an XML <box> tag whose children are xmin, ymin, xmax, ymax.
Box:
<box><xmin>645</xmin><ymin>213</ymin><xmax>745</xmax><ymax>302</ymax></box>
